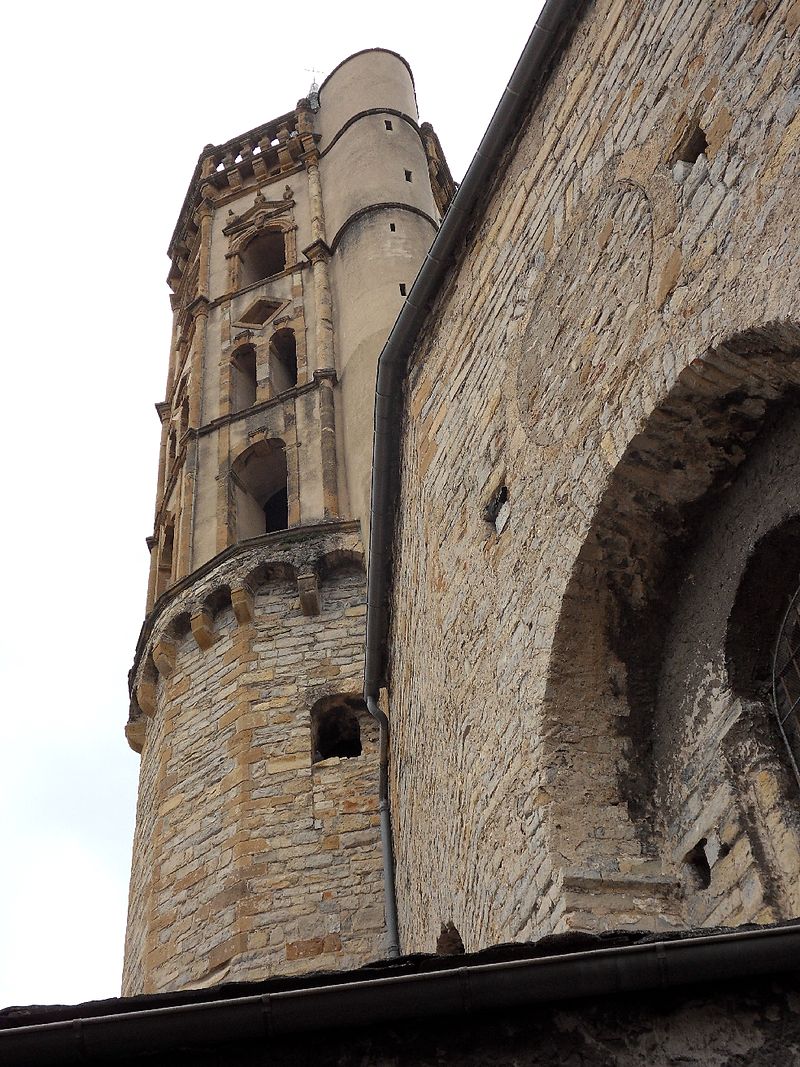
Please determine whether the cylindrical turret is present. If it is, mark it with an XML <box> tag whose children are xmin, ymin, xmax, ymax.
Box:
<box><xmin>319</xmin><ymin>49</ymin><xmax>442</xmax><ymax>531</ymax></box>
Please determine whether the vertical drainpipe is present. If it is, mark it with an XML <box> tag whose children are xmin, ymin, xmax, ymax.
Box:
<box><xmin>366</xmin><ymin>694</ymin><xmax>400</xmax><ymax>958</ymax></box>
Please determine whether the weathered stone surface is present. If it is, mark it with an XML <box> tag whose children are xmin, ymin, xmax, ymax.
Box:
<box><xmin>388</xmin><ymin>0</ymin><xmax>800</xmax><ymax>956</ymax></box>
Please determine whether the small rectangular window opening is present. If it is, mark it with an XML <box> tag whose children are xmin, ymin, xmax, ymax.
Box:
<box><xmin>389</xmin><ymin>222</ymin><xmax>396</xmax><ymax>232</ymax></box>
<box><xmin>404</xmin><ymin>169</ymin><xmax>412</xmax><ymax>182</ymax></box>
<box><xmin>385</xmin><ymin>119</ymin><xmax>393</xmax><ymax>131</ymax></box>
<box><xmin>399</xmin><ymin>283</ymin><xmax>407</xmax><ymax>296</ymax></box>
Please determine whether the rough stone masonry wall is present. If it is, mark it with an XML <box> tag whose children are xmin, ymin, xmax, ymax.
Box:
<box><xmin>124</xmin><ymin>536</ymin><xmax>384</xmax><ymax>995</ymax></box>
<box><xmin>388</xmin><ymin>0</ymin><xmax>800</xmax><ymax>955</ymax></box>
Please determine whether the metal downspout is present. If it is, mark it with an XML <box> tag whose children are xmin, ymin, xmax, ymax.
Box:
<box><xmin>363</xmin><ymin>0</ymin><xmax>581</xmax><ymax>960</ymax></box>
<box><xmin>366</xmin><ymin>694</ymin><xmax>400</xmax><ymax>957</ymax></box>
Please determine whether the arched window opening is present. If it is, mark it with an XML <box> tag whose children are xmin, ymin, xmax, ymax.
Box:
<box><xmin>232</xmin><ymin>439</ymin><xmax>288</xmax><ymax>540</ymax></box>
<box><xmin>727</xmin><ymin>517</ymin><xmax>800</xmax><ymax>700</ymax></box>
<box><xmin>231</xmin><ymin>344</ymin><xmax>257</xmax><ymax>413</ymax></box>
<box><xmin>311</xmin><ymin>696</ymin><xmax>364</xmax><ymax>763</ymax></box>
<box><xmin>156</xmin><ymin>519</ymin><xmax>175</xmax><ymax>598</ymax></box>
<box><xmin>239</xmin><ymin>231</ymin><xmax>285</xmax><ymax>287</ymax></box>
<box><xmin>270</xmin><ymin>328</ymin><xmax>297</xmax><ymax>393</ymax></box>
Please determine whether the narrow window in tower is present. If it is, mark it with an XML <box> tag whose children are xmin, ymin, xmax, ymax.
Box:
<box><xmin>179</xmin><ymin>396</ymin><xmax>189</xmax><ymax>440</ymax></box>
<box><xmin>231</xmin><ymin>439</ymin><xmax>288</xmax><ymax>540</ymax></box>
<box><xmin>389</xmin><ymin>222</ymin><xmax>396</xmax><ymax>232</ymax></box>
<box><xmin>269</xmin><ymin>328</ymin><xmax>298</xmax><ymax>393</ymax></box>
<box><xmin>404</xmin><ymin>169</ymin><xmax>413</xmax><ymax>182</ymax></box>
<box><xmin>239</xmin><ymin>230</ymin><xmax>286</xmax><ymax>287</ymax></box>
<box><xmin>168</xmin><ymin>430</ymin><xmax>177</xmax><ymax>466</ymax></box>
<box><xmin>156</xmin><ymin>518</ymin><xmax>175</xmax><ymax>598</ymax></box>
<box><xmin>231</xmin><ymin>344</ymin><xmax>257</xmax><ymax>413</ymax></box>
<box><xmin>399</xmin><ymin>283</ymin><xmax>407</xmax><ymax>296</ymax></box>
<box><xmin>311</xmin><ymin>696</ymin><xmax>365</xmax><ymax>763</ymax></box>
<box><xmin>385</xmin><ymin>119</ymin><xmax>393</xmax><ymax>131</ymax></box>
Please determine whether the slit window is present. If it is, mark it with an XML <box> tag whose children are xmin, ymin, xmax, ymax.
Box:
<box><xmin>389</xmin><ymin>222</ymin><xmax>396</xmax><ymax>232</ymax></box>
<box><xmin>399</xmin><ymin>283</ymin><xmax>407</xmax><ymax>296</ymax></box>
<box><xmin>385</xmin><ymin>119</ymin><xmax>393</xmax><ymax>131</ymax></box>
<box><xmin>404</xmin><ymin>169</ymin><xmax>412</xmax><ymax>182</ymax></box>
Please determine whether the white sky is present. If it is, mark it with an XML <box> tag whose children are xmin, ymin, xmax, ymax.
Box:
<box><xmin>0</xmin><ymin>0</ymin><xmax>541</xmax><ymax>1009</ymax></box>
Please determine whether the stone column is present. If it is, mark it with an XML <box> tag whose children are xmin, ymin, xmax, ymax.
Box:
<box><xmin>315</xmin><ymin>368</ymin><xmax>339</xmax><ymax>519</ymax></box>
<box><xmin>181</xmin><ymin>296</ymin><xmax>208</xmax><ymax>578</ymax></box>
<box><xmin>304</xmin><ymin>239</ymin><xmax>334</xmax><ymax>373</ymax></box>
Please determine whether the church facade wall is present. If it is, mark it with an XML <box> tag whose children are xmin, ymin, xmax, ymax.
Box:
<box><xmin>387</xmin><ymin>0</ymin><xmax>800</xmax><ymax>954</ymax></box>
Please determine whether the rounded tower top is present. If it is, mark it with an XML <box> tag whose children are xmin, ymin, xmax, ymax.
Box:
<box><xmin>316</xmin><ymin>48</ymin><xmax>419</xmax><ymax>151</ymax></box>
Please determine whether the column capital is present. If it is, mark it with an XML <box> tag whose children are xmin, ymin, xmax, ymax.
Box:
<box><xmin>302</xmin><ymin>238</ymin><xmax>331</xmax><ymax>264</ymax></box>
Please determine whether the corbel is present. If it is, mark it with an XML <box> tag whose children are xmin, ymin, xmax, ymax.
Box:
<box><xmin>125</xmin><ymin>712</ymin><xmax>146</xmax><ymax>754</ymax></box>
<box><xmin>136</xmin><ymin>681</ymin><xmax>157</xmax><ymax>718</ymax></box>
<box><xmin>231</xmin><ymin>584</ymin><xmax>255</xmax><ymax>626</ymax></box>
<box><xmin>190</xmin><ymin>607</ymin><xmax>216</xmax><ymax>650</ymax></box>
<box><xmin>152</xmin><ymin>638</ymin><xmax>176</xmax><ymax>679</ymax></box>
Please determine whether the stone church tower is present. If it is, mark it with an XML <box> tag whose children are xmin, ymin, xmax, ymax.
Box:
<box><xmin>123</xmin><ymin>49</ymin><xmax>452</xmax><ymax>995</ymax></box>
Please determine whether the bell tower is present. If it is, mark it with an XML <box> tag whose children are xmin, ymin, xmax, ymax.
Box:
<box><xmin>123</xmin><ymin>50</ymin><xmax>453</xmax><ymax>995</ymax></box>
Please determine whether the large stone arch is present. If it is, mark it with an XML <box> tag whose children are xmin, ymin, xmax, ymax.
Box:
<box><xmin>541</xmin><ymin>321</ymin><xmax>800</xmax><ymax>928</ymax></box>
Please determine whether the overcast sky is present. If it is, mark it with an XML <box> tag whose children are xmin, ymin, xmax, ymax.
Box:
<box><xmin>0</xmin><ymin>0</ymin><xmax>542</xmax><ymax>1009</ymax></box>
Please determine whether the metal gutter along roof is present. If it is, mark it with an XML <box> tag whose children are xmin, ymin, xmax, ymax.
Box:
<box><xmin>3</xmin><ymin>924</ymin><xmax>800</xmax><ymax>1063</ymax></box>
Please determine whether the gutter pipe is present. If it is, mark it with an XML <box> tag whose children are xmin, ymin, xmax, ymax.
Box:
<box><xmin>4</xmin><ymin>923</ymin><xmax>800</xmax><ymax>1064</ymax></box>
<box><xmin>363</xmin><ymin>0</ymin><xmax>581</xmax><ymax>957</ymax></box>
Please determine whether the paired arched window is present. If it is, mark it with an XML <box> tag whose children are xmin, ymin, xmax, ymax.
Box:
<box><xmin>239</xmin><ymin>231</ymin><xmax>286</xmax><ymax>287</ymax></box>
<box><xmin>232</xmin><ymin>439</ymin><xmax>288</xmax><ymax>539</ymax></box>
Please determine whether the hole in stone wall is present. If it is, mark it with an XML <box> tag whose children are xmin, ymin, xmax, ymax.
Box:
<box><xmin>672</xmin><ymin>120</ymin><xmax>708</xmax><ymax>166</ymax></box>
<box><xmin>389</xmin><ymin>222</ymin><xmax>396</xmax><ymax>232</ymax></box>
<box><xmin>311</xmin><ymin>696</ymin><xmax>364</xmax><ymax>763</ymax></box>
<box><xmin>482</xmin><ymin>484</ymin><xmax>510</xmax><ymax>533</ymax></box>
<box><xmin>385</xmin><ymin>119</ymin><xmax>393</xmax><ymax>131</ymax></box>
<box><xmin>683</xmin><ymin>838</ymin><xmax>712</xmax><ymax>890</ymax></box>
<box><xmin>436</xmin><ymin>922</ymin><xmax>465</xmax><ymax>955</ymax></box>
<box><xmin>404</xmin><ymin>169</ymin><xmax>412</xmax><ymax>182</ymax></box>
<box><xmin>399</xmin><ymin>283</ymin><xmax>406</xmax><ymax>296</ymax></box>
